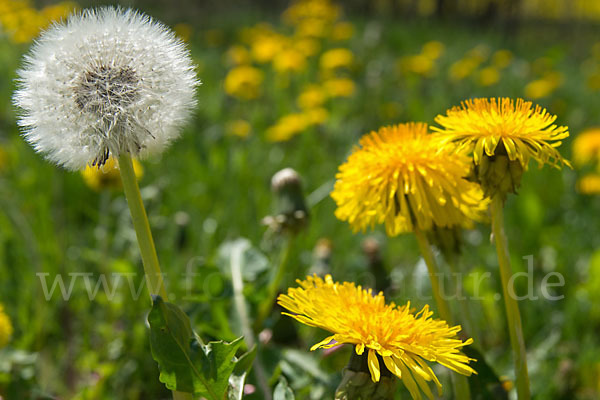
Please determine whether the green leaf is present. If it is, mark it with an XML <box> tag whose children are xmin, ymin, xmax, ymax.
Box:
<box><xmin>228</xmin><ymin>345</ymin><xmax>257</xmax><ymax>400</ymax></box>
<box><xmin>463</xmin><ymin>346</ymin><xmax>509</xmax><ymax>400</ymax></box>
<box><xmin>148</xmin><ymin>295</ymin><xmax>249</xmax><ymax>400</ymax></box>
<box><xmin>273</xmin><ymin>376</ymin><xmax>295</xmax><ymax>400</ymax></box>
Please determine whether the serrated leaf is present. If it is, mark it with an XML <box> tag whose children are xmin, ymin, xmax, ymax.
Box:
<box><xmin>273</xmin><ymin>376</ymin><xmax>295</xmax><ymax>400</ymax></box>
<box><xmin>148</xmin><ymin>295</ymin><xmax>246</xmax><ymax>400</ymax></box>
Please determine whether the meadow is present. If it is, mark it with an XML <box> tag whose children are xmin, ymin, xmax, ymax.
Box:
<box><xmin>0</xmin><ymin>0</ymin><xmax>600</xmax><ymax>399</ymax></box>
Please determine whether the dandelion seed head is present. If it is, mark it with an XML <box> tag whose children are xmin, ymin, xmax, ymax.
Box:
<box><xmin>13</xmin><ymin>7</ymin><xmax>199</xmax><ymax>170</ymax></box>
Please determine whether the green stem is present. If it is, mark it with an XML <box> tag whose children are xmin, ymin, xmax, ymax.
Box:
<box><xmin>447</xmin><ymin>254</ymin><xmax>479</xmax><ymax>343</ymax></box>
<box><xmin>414</xmin><ymin>227</ymin><xmax>452</xmax><ymax>323</ymax></box>
<box><xmin>231</xmin><ymin>244</ymin><xmax>273</xmax><ymax>400</ymax></box>
<box><xmin>254</xmin><ymin>238</ymin><xmax>293</xmax><ymax>331</ymax></box>
<box><xmin>119</xmin><ymin>154</ymin><xmax>191</xmax><ymax>400</ymax></box>
<box><xmin>118</xmin><ymin>153</ymin><xmax>168</xmax><ymax>299</ymax></box>
<box><xmin>413</xmin><ymin>227</ymin><xmax>471</xmax><ymax>400</ymax></box>
<box><xmin>491</xmin><ymin>195</ymin><xmax>531</xmax><ymax>400</ymax></box>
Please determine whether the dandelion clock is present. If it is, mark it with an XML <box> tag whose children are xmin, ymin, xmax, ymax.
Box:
<box><xmin>13</xmin><ymin>7</ymin><xmax>198</xmax><ymax>170</ymax></box>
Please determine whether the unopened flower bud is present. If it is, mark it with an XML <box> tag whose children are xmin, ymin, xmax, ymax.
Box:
<box><xmin>265</xmin><ymin>168</ymin><xmax>309</xmax><ymax>234</ymax></box>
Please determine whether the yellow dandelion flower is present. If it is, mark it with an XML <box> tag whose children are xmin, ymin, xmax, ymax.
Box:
<box><xmin>273</xmin><ymin>48</ymin><xmax>307</xmax><ymax>73</ymax></box>
<box><xmin>224</xmin><ymin>45</ymin><xmax>251</xmax><ymax>66</ymax></box>
<box><xmin>422</xmin><ymin>40</ymin><xmax>445</xmax><ymax>60</ymax></box>
<box><xmin>331</xmin><ymin>21</ymin><xmax>354</xmax><ymax>41</ymax></box>
<box><xmin>266</xmin><ymin>113</ymin><xmax>310</xmax><ymax>142</ymax></box>
<box><xmin>577</xmin><ymin>174</ymin><xmax>600</xmax><ymax>194</ymax></box>
<box><xmin>173</xmin><ymin>23</ymin><xmax>193</xmax><ymax>43</ymax></box>
<box><xmin>225</xmin><ymin>119</ymin><xmax>251</xmax><ymax>139</ymax></box>
<box><xmin>478</xmin><ymin>66</ymin><xmax>500</xmax><ymax>86</ymax></box>
<box><xmin>81</xmin><ymin>157</ymin><xmax>143</xmax><ymax>192</ymax></box>
<box><xmin>448</xmin><ymin>57</ymin><xmax>480</xmax><ymax>81</ymax></box>
<box><xmin>323</xmin><ymin>78</ymin><xmax>355</xmax><ymax>98</ymax></box>
<box><xmin>399</xmin><ymin>54</ymin><xmax>435</xmax><ymax>77</ymax></box>
<box><xmin>573</xmin><ymin>128</ymin><xmax>600</xmax><ymax>166</ymax></box>
<box><xmin>303</xmin><ymin>107</ymin><xmax>329</xmax><ymax>125</ymax></box>
<box><xmin>492</xmin><ymin>49</ymin><xmax>513</xmax><ymax>69</ymax></box>
<box><xmin>283</xmin><ymin>0</ymin><xmax>340</xmax><ymax>26</ymax></box>
<box><xmin>524</xmin><ymin>78</ymin><xmax>557</xmax><ymax>99</ymax></box>
<box><xmin>224</xmin><ymin>66</ymin><xmax>264</xmax><ymax>100</ymax></box>
<box><xmin>278</xmin><ymin>275</ymin><xmax>476</xmax><ymax>399</ymax></box>
<box><xmin>320</xmin><ymin>48</ymin><xmax>354</xmax><ymax>70</ymax></box>
<box><xmin>40</xmin><ymin>2</ymin><xmax>78</xmax><ymax>25</ymax></box>
<box><xmin>294</xmin><ymin>17</ymin><xmax>328</xmax><ymax>38</ymax></box>
<box><xmin>433</xmin><ymin>98</ymin><xmax>569</xmax><ymax>169</ymax></box>
<box><xmin>0</xmin><ymin>304</ymin><xmax>13</xmax><ymax>348</ymax></box>
<box><xmin>293</xmin><ymin>37</ymin><xmax>321</xmax><ymax>57</ymax></box>
<box><xmin>331</xmin><ymin>123</ymin><xmax>487</xmax><ymax>236</ymax></box>
<box><xmin>251</xmin><ymin>34</ymin><xmax>287</xmax><ymax>63</ymax></box>
<box><xmin>297</xmin><ymin>84</ymin><xmax>327</xmax><ymax>109</ymax></box>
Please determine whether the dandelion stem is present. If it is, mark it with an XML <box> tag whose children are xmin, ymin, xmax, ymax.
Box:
<box><xmin>231</xmin><ymin>244</ymin><xmax>273</xmax><ymax>400</ymax></box>
<box><xmin>118</xmin><ymin>153</ymin><xmax>168</xmax><ymax>300</ymax></box>
<box><xmin>119</xmin><ymin>154</ymin><xmax>190</xmax><ymax>400</ymax></box>
<box><xmin>254</xmin><ymin>238</ymin><xmax>294</xmax><ymax>331</ymax></box>
<box><xmin>447</xmin><ymin>254</ymin><xmax>479</xmax><ymax>343</ymax></box>
<box><xmin>491</xmin><ymin>195</ymin><xmax>531</xmax><ymax>400</ymax></box>
<box><xmin>414</xmin><ymin>227</ymin><xmax>471</xmax><ymax>400</ymax></box>
<box><xmin>414</xmin><ymin>227</ymin><xmax>452</xmax><ymax>323</ymax></box>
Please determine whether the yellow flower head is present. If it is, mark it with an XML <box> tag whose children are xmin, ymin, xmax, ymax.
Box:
<box><xmin>225</xmin><ymin>119</ymin><xmax>251</xmax><ymax>139</ymax></box>
<box><xmin>81</xmin><ymin>157</ymin><xmax>143</xmax><ymax>192</ymax></box>
<box><xmin>273</xmin><ymin>48</ymin><xmax>307</xmax><ymax>73</ymax></box>
<box><xmin>433</xmin><ymin>98</ymin><xmax>570</xmax><ymax>170</ymax></box>
<box><xmin>331</xmin><ymin>123</ymin><xmax>487</xmax><ymax>236</ymax></box>
<box><xmin>297</xmin><ymin>84</ymin><xmax>327</xmax><ymax>109</ymax></box>
<box><xmin>266</xmin><ymin>113</ymin><xmax>310</xmax><ymax>142</ymax></box>
<box><xmin>573</xmin><ymin>128</ymin><xmax>600</xmax><ymax>166</ymax></box>
<box><xmin>331</xmin><ymin>21</ymin><xmax>354</xmax><ymax>41</ymax></box>
<box><xmin>0</xmin><ymin>304</ymin><xmax>13</xmax><ymax>348</ymax></box>
<box><xmin>278</xmin><ymin>275</ymin><xmax>476</xmax><ymax>399</ymax></box>
<box><xmin>320</xmin><ymin>48</ymin><xmax>354</xmax><ymax>70</ymax></box>
<box><xmin>577</xmin><ymin>174</ymin><xmax>600</xmax><ymax>195</ymax></box>
<box><xmin>224</xmin><ymin>66</ymin><xmax>264</xmax><ymax>100</ymax></box>
<box><xmin>323</xmin><ymin>78</ymin><xmax>355</xmax><ymax>98</ymax></box>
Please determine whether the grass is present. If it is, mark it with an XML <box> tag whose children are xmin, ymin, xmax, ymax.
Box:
<box><xmin>0</xmin><ymin>3</ymin><xmax>600</xmax><ymax>399</ymax></box>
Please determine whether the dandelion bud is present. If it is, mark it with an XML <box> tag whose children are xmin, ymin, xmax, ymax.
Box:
<box><xmin>13</xmin><ymin>7</ymin><xmax>199</xmax><ymax>170</ymax></box>
<box><xmin>265</xmin><ymin>168</ymin><xmax>309</xmax><ymax>234</ymax></box>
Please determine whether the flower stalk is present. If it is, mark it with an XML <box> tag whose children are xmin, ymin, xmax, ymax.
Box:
<box><xmin>119</xmin><ymin>153</ymin><xmax>195</xmax><ymax>400</ymax></box>
<box><xmin>255</xmin><ymin>237</ymin><xmax>294</xmax><ymax>331</ymax></box>
<box><xmin>118</xmin><ymin>153</ymin><xmax>167</xmax><ymax>299</ymax></box>
<box><xmin>491</xmin><ymin>195</ymin><xmax>531</xmax><ymax>400</ymax></box>
<box><xmin>413</xmin><ymin>227</ymin><xmax>471</xmax><ymax>400</ymax></box>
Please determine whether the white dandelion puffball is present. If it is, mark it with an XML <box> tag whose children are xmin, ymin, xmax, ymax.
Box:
<box><xmin>13</xmin><ymin>7</ymin><xmax>199</xmax><ymax>170</ymax></box>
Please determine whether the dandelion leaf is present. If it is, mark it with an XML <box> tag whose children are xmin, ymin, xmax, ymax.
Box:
<box><xmin>148</xmin><ymin>295</ymin><xmax>253</xmax><ymax>399</ymax></box>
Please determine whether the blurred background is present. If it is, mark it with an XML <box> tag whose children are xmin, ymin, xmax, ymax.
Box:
<box><xmin>1</xmin><ymin>0</ymin><xmax>600</xmax><ymax>399</ymax></box>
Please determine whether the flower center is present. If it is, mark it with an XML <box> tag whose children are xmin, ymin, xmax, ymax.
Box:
<box><xmin>74</xmin><ymin>64</ymin><xmax>139</xmax><ymax>116</ymax></box>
